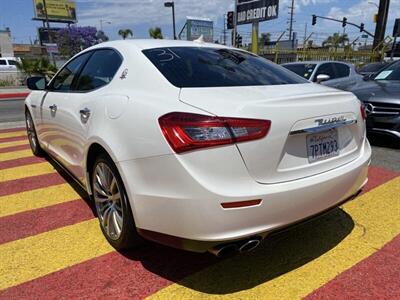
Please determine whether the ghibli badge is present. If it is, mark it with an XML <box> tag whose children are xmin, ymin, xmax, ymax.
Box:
<box><xmin>315</xmin><ymin>116</ymin><xmax>346</xmax><ymax>126</ymax></box>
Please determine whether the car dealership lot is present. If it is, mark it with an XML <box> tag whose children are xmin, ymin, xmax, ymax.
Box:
<box><xmin>0</xmin><ymin>127</ymin><xmax>399</xmax><ymax>299</ymax></box>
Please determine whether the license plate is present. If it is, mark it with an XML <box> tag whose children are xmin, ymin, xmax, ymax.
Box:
<box><xmin>307</xmin><ymin>129</ymin><xmax>339</xmax><ymax>163</ymax></box>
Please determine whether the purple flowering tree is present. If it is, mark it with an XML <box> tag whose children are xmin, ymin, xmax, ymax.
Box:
<box><xmin>56</xmin><ymin>26</ymin><xmax>109</xmax><ymax>57</ymax></box>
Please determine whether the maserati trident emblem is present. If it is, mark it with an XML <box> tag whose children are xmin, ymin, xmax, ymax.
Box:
<box><xmin>315</xmin><ymin>116</ymin><xmax>346</xmax><ymax>126</ymax></box>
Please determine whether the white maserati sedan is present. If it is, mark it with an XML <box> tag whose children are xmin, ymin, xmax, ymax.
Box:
<box><xmin>25</xmin><ymin>40</ymin><xmax>371</xmax><ymax>256</ymax></box>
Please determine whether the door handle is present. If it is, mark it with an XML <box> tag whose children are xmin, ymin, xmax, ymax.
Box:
<box><xmin>49</xmin><ymin>104</ymin><xmax>57</xmax><ymax>113</ymax></box>
<box><xmin>79</xmin><ymin>107</ymin><xmax>91</xmax><ymax>122</ymax></box>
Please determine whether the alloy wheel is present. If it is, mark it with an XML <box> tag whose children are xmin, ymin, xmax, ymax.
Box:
<box><xmin>93</xmin><ymin>162</ymin><xmax>124</xmax><ymax>240</ymax></box>
<box><xmin>26</xmin><ymin>112</ymin><xmax>38</xmax><ymax>152</ymax></box>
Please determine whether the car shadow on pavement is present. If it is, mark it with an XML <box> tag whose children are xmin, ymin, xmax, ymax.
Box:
<box><xmin>119</xmin><ymin>207</ymin><xmax>354</xmax><ymax>295</ymax></box>
<box><xmin>44</xmin><ymin>155</ymin><xmax>355</xmax><ymax>295</ymax></box>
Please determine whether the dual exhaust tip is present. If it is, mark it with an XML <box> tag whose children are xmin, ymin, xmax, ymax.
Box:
<box><xmin>209</xmin><ymin>237</ymin><xmax>262</xmax><ymax>257</ymax></box>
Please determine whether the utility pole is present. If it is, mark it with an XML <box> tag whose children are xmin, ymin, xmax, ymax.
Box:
<box><xmin>288</xmin><ymin>0</ymin><xmax>295</xmax><ymax>40</ymax></box>
<box><xmin>373</xmin><ymin>0</ymin><xmax>390</xmax><ymax>50</ymax></box>
<box><xmin>233</xmin><ymin>0</ymin><xmax>238</xmax><ymax>47</ymax></box>
<box><xmin>303</xmin><ymin>22</ymin><xmax>307</xmax><ymax>47</ymax></box>
<box><xmin>42</xmin><ymin>0</ymin><xmax>56</xmax><ymax>66</ymax></box>
<box><xmin>223</xmin><ymin>14</ymin><xmax>227</xmax><ymax>45</ymax></box>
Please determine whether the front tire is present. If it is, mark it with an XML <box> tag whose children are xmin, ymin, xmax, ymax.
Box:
<box><xmin>91</xmin><ymin>154</ymin><xmax>143</xmax><ymax>250</ymax></box>
<box><xmin>25</xmin><ymin>110</ymin><xmax>44</xmax><ymax>157</ymax></box>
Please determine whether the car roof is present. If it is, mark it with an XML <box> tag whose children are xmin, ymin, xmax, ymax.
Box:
<box><xmin>88</xmin><ymin>39</ymin><xmax>230</xmax><ymax>51</ymax></box>
<box><xmin>283</xmin><ymin>61</ymin><xmax>352</xmax><ymax>66</ymax></box>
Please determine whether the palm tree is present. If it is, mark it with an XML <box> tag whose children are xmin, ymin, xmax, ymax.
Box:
<box><xmin>259</xmin><ymin>33</ymin><xmax>271</xmax><ymax>46</ymax></box>
<box><xmin>118</xmin><ymin>29</ymin><xmax>133</xmax><ymax>40</ymax></box>
<box><xmin>149</xmin><ymin>27</ymin><xmax>163</xmax><ymax>39</ymax></box>
<box><xmin>16</xmin><ymin>58</ymin><xmax>57</xmax><ymax>77</ymax></box>
<box><xmin>322</xmin><ymin>33</ymin><xmax>349</xmax><ymax>49</ymax></box>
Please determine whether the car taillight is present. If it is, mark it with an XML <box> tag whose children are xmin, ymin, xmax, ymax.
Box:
<box><xmin>360</xmin><ymin>104</ymin><xmax>367</xmax><ymax>120</ymax></box>
<box><xmin>159</xmin><ymin>112</ymin><xmax>271</xmax><ymax>153</ymax></box>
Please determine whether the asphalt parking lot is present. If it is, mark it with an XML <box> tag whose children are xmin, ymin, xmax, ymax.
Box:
<box><xmin>0</xmin><ymin>127</ymin><xmax>399</xmax><ymax>299</ymax></box>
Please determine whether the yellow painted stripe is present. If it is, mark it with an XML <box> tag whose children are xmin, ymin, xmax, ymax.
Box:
<box><xmin>0</xmin><ymin>149</ymin><xmax>32</xmax><ymax>162</ymax></box>
<box><xmin>0</xmin><ymin>140</ymin><xmax>28</xmax><ymax>149</ymax></box>
<box><xmin>0</xmin><ymin>131</ymin><xmax>26</xmax><ymax>139</ymax></box>
<box><xmin>0</xmin><ymin>219</ymin><xmax>113</xmax><ymax>290</ymax></box>
<box><xmin>0</xmin><ymin>162</ymin><xmax>56</xmax><ymax>183</ymax></box>
<box><xmin>150</xmin><ymin>177</ymin><xmax>400</xmax><ymax>300</ymax></box>
<box><xmin>0</xmin><ymin>183</ymin><xmax>81</xmax><ymax>217</ymax></box>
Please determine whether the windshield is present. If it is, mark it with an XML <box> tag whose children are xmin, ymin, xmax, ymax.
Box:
<box><xmin>282</xmin><ymin>63</ymin><xmax>317</xmax><ymax>80</ymax></box>
<box><xmin>142</xmin><ymin>47</ymin><xmax>307</xmax><ymax>88</ymax></box>
<box><xmin>374</xmin><ymin>61</ymin><xmax>400</xmax><ymax>81</ymax></box>
<box><xmin>358</xmin><ymin>62</ymin><xmax>387</xmax><ymax>73</ymax></box>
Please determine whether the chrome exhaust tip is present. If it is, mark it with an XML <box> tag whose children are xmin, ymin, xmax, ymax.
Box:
<box><xmin>238</xmin><ymin>238</ymin><xmax>261</xmax><ymax>253</ymax></box>
<box><xmin>208</xmin><ymin>244</ymin><xmax>239</xmax><ymax>257</ymax></box>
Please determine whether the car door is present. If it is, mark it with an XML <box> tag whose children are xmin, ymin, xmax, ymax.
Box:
<box><xmin>43</xmin><ymin>48</ymin><xmax>123</xmax><ymax>182</ymax></box>
<box><xmin>39</xmin><ymin>51</ymin><xmax>93</xmax><ymax>174</ymax></box>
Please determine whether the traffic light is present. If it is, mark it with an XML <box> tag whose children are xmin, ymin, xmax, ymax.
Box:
<box><xmin>342</xmin><ymin>17</ymin><xmax>347</xmax><ymax>27</ymax></box>
<box><xmin>360</xmin><ymin>23</ymin><xmax>364</xmax><ymax>32</ymax></box>
<box><xmin>312</xmin><ymin>15</ymin><xmax>317</xmax><ymax>26</ymax></box>
<box><xmin>227</xmin><ymin>11</ymin><xmax>234</xmax><ymax>30</ymax></box>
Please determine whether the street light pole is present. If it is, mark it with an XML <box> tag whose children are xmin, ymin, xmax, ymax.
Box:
<box><xmin>164</xmin><ymin>2</ymin><xmax>176</xmax><ymax>40</ymax></box>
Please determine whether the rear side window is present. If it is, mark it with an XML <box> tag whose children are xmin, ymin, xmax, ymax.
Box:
<box><xmin>0</xmin><ymin>60</ymin><xmax>6</xmax><ymax>65</ymax></box>
<box><xmin>283</xmin><ymin>64</ymin><xmax>317</xmax><ymax>80</ymax></box>
<box><xmin>314</xmin><ymin>63</ymin><xmax>336</xmax><ymax>81</ymax></box>
<box><xmin>143</xmin><ymin>47</ymin><xmax>307</xmax><ymax>88</ymax></box>
<box><xmin>7</xmin><ymin>60</ymin><xmax>17</xmax><ymax>66</ymax></box>
<box><xmin>334</xmin><ymin>63</ymin><xmax>350</xmax><ymax>78</ymax></box>
<box><xmin>75</xmin><ymin>49</ymin><xmax>122</xmax><ymax>91</ymax></box>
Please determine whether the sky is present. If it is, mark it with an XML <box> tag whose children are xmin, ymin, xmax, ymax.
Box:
<box><xmin>0</xmin><ymin>0</ymin><xmax>399</xmax><ymax>46</ymax></box>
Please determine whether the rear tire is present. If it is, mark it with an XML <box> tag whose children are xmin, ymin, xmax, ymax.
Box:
<box><xmin>91</xmin><ymin>154</ymin><xmax>143</xmax><ymax>250</ymax></box>
<box><xmin>25</xmin><ymin>110</ymin><xmax>44</xmax><ymax>157</ymax></box>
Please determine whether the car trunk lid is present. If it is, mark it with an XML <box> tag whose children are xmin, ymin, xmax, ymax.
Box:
<box><xmin>179</xmin><ymin>83</ymin><xmax>364</xmax><ymax>184</ymax></box>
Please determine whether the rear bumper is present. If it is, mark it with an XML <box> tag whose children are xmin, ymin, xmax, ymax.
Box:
<box><xmin>118</xmin><ymin>139</ymin><xmax>371</xmax><ymax>253</ymax></box>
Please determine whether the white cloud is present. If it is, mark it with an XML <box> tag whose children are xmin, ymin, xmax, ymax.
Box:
<box><xmin>75</xmin><ymin>0</ymin><xmax>337</xmax><ymax>28</ymax></box>
<box><xmin>325</xmin><ymin>0</ymin><xmax>400</xmax><ymax>33</ymax></box>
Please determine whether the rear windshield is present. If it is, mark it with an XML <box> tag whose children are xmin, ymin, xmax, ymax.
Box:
<box><xmin>283</xmin><ymin>64</ymin><xmax>317</xmax><ymax>80</ymax></box>
<box><xmin>142</xmin><ymin>47</ymin><xmax>307</xmax><ymax>88</ymax></box>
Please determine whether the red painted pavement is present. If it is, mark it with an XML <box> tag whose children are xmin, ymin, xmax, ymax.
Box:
<box><xmin>0</xmin><ymin>173</ymin><xmax>66</xmax><ymax>197</ymax></box>
<box><xmin>0</xmin><ymin>156</ymin><xmax>45</xmax><ymax>170</ymax></box>
<box><xmin>0</xmin><ymin>135</ymin><xmax>27</xmax><ymax>143</ymax></box>
<box><xmin>0</xmin><ymin>127</ymin><xmax>25</xmax><ymax>133</ymax></box>
<box><xmin>0</xmin><ymin>244</ymin><xmax>217</xmax><ymax>300</ymax></box>
<box><xmin>0</xmin><ymin>199</ymin><xmax>94</xmax><ymax>245</ymax></box>
<box><xmin>363</xmin><ymin>166</ymin><xmax>399</xmax><ymax>194</ymax></box>
<box><xmin>306</xmin><ymin>234</ymin><xmax>400</xmax><ymax>300</ymax></box>
<box><xmin>0</xmin><ymin>144</ymin><xmax>30</xmax><ymax>153</ymax></box>
<box><xmin>0</xmin><ymin>93</ymin><xmax>29</xmax><ymax>100</ymax></box>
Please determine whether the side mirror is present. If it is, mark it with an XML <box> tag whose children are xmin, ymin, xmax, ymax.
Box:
<box><xmin>316</xmin><ymin>74</ymin><xmax>330</xmax><ymax>84</ymax></box>
<box><xmin>27</xmin><ymin>76</ymin><xmax>47</xmax><ymax>91</ymax></box>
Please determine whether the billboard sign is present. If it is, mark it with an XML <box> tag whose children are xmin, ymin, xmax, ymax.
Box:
<box><xmin>237</xmin><ymin>0</ymin><xmax>279</xmax><ymax>25</ymax></box>
<box><xmin>33</xmin><ymin>0</ymin><xmax>77</xmax><ymax>23</ymax></box>
<box><xmin>38</xmin><ymin>27</ymin><xmax>61</xmax><ymax>45</ymax></box>
<box><xmin>186</xmin><ymin>17</ymin><xmax>213</xmax><ymax>42</ymax></box>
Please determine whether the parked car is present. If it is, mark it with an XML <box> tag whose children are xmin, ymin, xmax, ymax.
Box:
<box><xmin>345</xmin><ymin>61</ymin><xmax>400</xmax><ymax>139</ymax></box>
<box><xmin>357</xmin><ymin>62</ymin><xmax>389</xmax><ymax>77</ymax></box>
<box><xmin>282</xmin><ymin>61</ymin><xmax>362</xmax><ymax>90</ymax></box>
<box><xmin>25</xmin><ymin>40</ymin><xmax>371</xmax><ymax>256</ymax></box>
<box><xmin>0</xmin><ymin>57</ymin><xmax>19</xmax><ymax>72</ymax></box>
